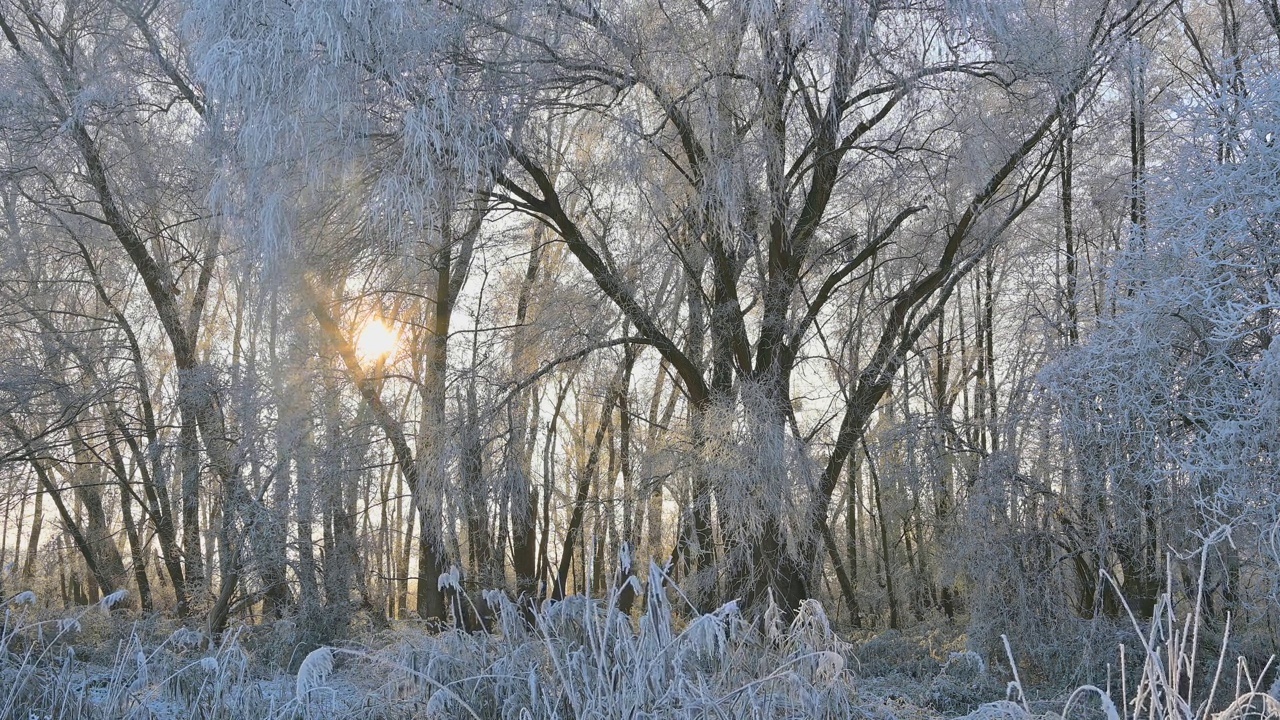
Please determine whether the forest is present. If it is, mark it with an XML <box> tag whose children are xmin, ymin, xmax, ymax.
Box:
<box><xmin>0</xmin><ymin>0</ymin><xmax>1278</xmax><ymax>717</ymax></box>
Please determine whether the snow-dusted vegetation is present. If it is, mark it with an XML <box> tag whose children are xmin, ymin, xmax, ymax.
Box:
<box><xmin>1</xmin><ymin>0</ymin><xmax>1279</xmax><ymax>716</ymax></box>
<box><xmin>3</xmin><ymin>563</ymin><xmax>1278</xmax><ymax>719</ymax></box>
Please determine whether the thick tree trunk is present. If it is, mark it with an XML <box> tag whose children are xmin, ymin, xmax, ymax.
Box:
<box><xmin>69</xmin><ymin>432</ymin><xmax>129</xmax><ymax>601</ymax></box>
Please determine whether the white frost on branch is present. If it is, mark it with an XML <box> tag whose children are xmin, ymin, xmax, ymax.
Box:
<box><xmin>1043</xmin><ymin>71</ymin><xmax>1280</xmax><ymax>589</ymax></box>
<box><xmin>191</xmin><ymin>0</ymin><xmax>505</xmax><ymax>259</ymax></box>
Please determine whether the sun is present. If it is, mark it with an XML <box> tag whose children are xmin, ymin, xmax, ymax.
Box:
<box><xmin>355</xmin><ymin>317</ymin><xmax>398</xmax><ymax>364</ymax></box>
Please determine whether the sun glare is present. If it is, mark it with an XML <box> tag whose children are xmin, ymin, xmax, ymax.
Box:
<box><xmin>355</xmin><ymin>318</ymin><xmax>398</xmax><ymax>364</ymax></box>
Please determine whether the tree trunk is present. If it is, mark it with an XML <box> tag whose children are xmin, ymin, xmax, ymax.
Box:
<box><xmin>866</xmin><ymin>441</ymin><xmax>900</xmax><ymax>629</ymax></box>
<box><xmin>23</xmin><ymin>482</ymin><xmax>43</xmax><ymax>579</ymax></box>
<box><xmin>509</xmin><ymin>236</ymin><xmax>543</xmax><ymax>604</ymax></box>
<box><xmin>554</xmin><ymin>363</ymin><xmax>625</xmax><ymax>599</ymax></box>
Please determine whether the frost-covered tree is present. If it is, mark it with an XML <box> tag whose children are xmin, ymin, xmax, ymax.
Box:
<box><xmin>1044</xmin><ymin>70</ymin><xmax>1280</xmax><ymax>624</ymax></box>
<box><xmin>0</xmin><ymin>0</ymin><xmax>236</xmax><ymax>619</ymax></box>
<box><xmin>185</xmin><ymin>0</ymin><xmax>1170</xmax><ymax>620</ymax></box>
<box><xmin>192</xmin><ymin>0</ymin><xmax>512</xmax><ymax>622</ymax></box>
<box><xmin>16</xmin><ymin>0</ymin><xmax>1276</xmax><ymax>655</ymax></box>
<box><xmin>477</xmin><ymin>0</ymin><xmax>1162</xmax><ymax>614</ymax></box>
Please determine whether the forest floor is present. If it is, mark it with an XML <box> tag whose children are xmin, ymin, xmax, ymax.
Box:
<box><xmin>2</xmin><ymin>587</ymin><xmax>1273</xmax><ymax>720</ymax></box>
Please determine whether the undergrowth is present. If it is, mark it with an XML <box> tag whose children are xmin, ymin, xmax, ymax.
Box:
<box><xmin>1</xmin><ymin>559</ymin><xmax>1276</xmax><ymax>720</ymax></box>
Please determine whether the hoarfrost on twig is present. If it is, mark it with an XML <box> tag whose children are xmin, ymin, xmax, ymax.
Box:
<box><xmin>99</xmin><ymin>589</ymin><xmax>129</xmax><ymax>610</ymax></box>
<box><xmin>296</xmin><ymin>646</ymin><xmax>335</xmax><ymax>699</ymax></box>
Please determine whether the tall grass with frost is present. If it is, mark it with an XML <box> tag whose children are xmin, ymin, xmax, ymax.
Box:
<box><xmin>294</xmin><ymin>563</ymin><xmax>885</xmax><ymax>719</ymax></box>
<box><xmin>984</xmin><ymin>534</ymin><xmax>1280</xmax><ymax>720</ymax></box>
<box><xmin>0</xmin><ymin>590</ymin><xmax>278</xmax><ymax>719</ymax></box>
<box><xmin>2</xmin><ymin>548</ymin><xmax>1277</xmax><ymax>720</ymax></box>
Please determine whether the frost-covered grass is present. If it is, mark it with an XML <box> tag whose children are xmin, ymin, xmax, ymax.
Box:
<box><xmin>1</xmin><ymin>590</ymin><xmax>279</xmax><ymax>719</ymax></box>
<box><xmin>0</xmin><ymin>568</ymin><xmax>925</xmax><ymax>720</ymax></box>
<box><xmin>1</xmin><ymin>566</ymin><xmax>1276</xmax><ymax>720</ymax></box>
<box><xmin>265</xmin><ymin>566</ymin><xmax>922</xmax><ymax>719</ymax></box>
<box><xmin>1051</xmin><ymin>561</ymin><xmax>1280</xmax><ymax>720</ymax></box>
